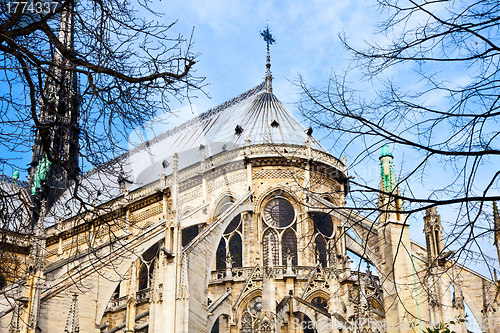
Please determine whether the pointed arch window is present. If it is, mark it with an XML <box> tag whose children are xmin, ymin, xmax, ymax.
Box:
<box><xmin>216</xmin><ymin>239</ymin><xmax>226</xmax><ymax>270</ymax></box>
<box><xmin>282</xmin><ymin>229</ymin><xmax>298</xmax><ymax>266</ymax></box>
<box><xmin>315</xmin><ymin>235</ymin><xmax>327</xmax><ymax>267</ymax></box>
<box><xmin>214</xmin><ymin>213</ymin><xmax>243</xmax><ymax>271</ymax></box>
<box><xmin>262</xmin><ymin>229</ymin><xmax>279</xmax><ymax>266</ymax></box>
<box><xmin>229</xmin><ymin>233</ymin><xmax>242</xmax><ymax>268</ymax></box>
<box><xmin>138</xmin><ymin>264</ymin><xmax>148</xmax><ymax>290</ymax></box>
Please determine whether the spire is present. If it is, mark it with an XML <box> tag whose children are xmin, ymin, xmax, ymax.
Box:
<box><xmin>30</xmin><ymin>0</ymin><xmax>80</xmax><ymax>211</ymax></box>
<box><xmin>260</xmin><ymin>25</ymin><xmax>276</xmax><ymax>93</ymax></box>
<box><xmin>424</xmin><ymin>207</ymin><xmax>444</xmax><ymax>266</ymax></box>
<box><xmin>64</xmin><ymin>293</ymin><xmax>80</xmax><ymax>333</ymax></box>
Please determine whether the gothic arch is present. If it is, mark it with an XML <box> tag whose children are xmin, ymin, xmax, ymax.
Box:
<box><xmin>253</xmin><ymin>185</ymin><xmax>302</xmax><ymax>214</ymax></box>
<box><xmin>229</xmin><ymin>233</ymin><xmax>243</xmax><ymax>268</ymax></box>
<box><xmin>235</xmin><ymin>290</ymin><xmax>263</xmax><ymax>329</ymax></box>
<box><xmin>206</xmin><ymin>306</ymin><xmax>231</xmax><ymax>332</ymax></box>
<box><xmin>215</xmin><ymin>238</ymin><xmax>226</xmax><ymax>270</ymax></box>
<box><xmin>304</xmin><ymin>289</ymin><xmax>330</xmax><ymax>306</ymax></box>
<box><xmin>282</xmin><ymin>228</ymin><xmax>298</xmax><ymax>266</ymax></box>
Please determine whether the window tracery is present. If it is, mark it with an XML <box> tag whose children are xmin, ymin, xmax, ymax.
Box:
<box><xmin>262</xmin><ymin>196</ymin><xmax>298</xmax><ymax>267</ymax></box>
<box><xmin>263</xmin><ymin>198</ymin><xmax>295</xmax><ymax>228</ymax></box>
<box><xmin>311</xmin><ymin>212</ymin><xmax>334</xmax><ymax>238</ymax></box>
<box><xmin>215</xmin><ymin>214</ymin><xmax>243</xmax><ymax>270</ymax></box>
<box><xmin>240</xmin><ymin>296</ymin><xmax>262</xmax><ymax>332</ymax></box>
<box><xmin>310</xmin><ymin>212</ymin><xmax>335</xmax><ymax>267</ymax></box>
<box><xmin>262</xmin><ymin>228</ymin><xmax>279</xmax><ymax>266</ymax></box>
<box><xmin>311</xmin><ymin>296</ymin><xmax>329</xmax><ymax>311</ymax></box>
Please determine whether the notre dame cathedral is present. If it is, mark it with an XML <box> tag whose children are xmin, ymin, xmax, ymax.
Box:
<box><xmin>0</xmin><ymin>12</ymin><xmax>500</xmax><ymax>333</ymax></box>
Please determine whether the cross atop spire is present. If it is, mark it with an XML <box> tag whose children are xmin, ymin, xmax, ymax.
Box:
<box><xmin>260</xmin><ymin>25</ymin><xmax>276</xmax><ymax>52</ymax></box>
<box><xmin>260</xmin><ymin>25</ymin><xmax>276</xmax><ymax>93</ymax></box>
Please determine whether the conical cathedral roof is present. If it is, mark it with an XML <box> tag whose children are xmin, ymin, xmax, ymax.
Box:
<box><xmin>125</xmin><ymin>83</ymin><xmax>325</xmax><ymax>190</ymax></box>
<box><xmin>48</xmin><ymin>82</ymin><xmax>328</xmax><ymax>224</ymax></box>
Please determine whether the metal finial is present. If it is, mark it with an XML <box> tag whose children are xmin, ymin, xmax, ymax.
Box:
<box><xmin>260</xmin><ymin>25</ymin><xmax>276</xmax><ymax>52</ymax></box>
<box><xmin>260</xmin><ymin>25</ymin><xmax>276</xmax><ymax>93</ymax></box>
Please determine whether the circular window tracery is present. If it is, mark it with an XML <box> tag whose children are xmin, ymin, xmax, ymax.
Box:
<box><xmin>311</xmin><ymin>296</ymin><xmax>329</xmax><ymax>311</ymax></box>
<box><xmin>240</xmin><ymin>296</ymin><xmax>262</xmax><ymax>332</ymax></box>
<box><xmin>263</xmin><ymin>198</ymin><xmax>295</xmax><ymax>228</ymax></box>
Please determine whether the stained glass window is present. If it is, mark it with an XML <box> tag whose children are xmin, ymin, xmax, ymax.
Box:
<box><xmin>312</xmin><ymin>212</ymin><xmax>334</xmax><ymax>238</ymax></box>
<box><xmin>224</xmin><ymin>214</ymin><xmax>241</xmax><ymax>234</ymax></box>
<box><xmin>282</xmin><ymin>229</ymin><xmax>298</xmax><ymax>266</ymax></box>
<box><xmin>315</xmin><ymin>235</ymin><xmax>327</xmax><ymax>267</ymax></box>
<box><xmin>249</xmin><ymin>296</ymin><xmax>262</xmax><ymax>315</ymax></box>
<box><xmin>241</xmin><ymin>296</ymin><xmax>262</xmax><ymax>332</ymax></box>
<box><xmin>229</xmin><ymin>233</ymin><xmax>242</xmax><ymax>268</ymax></box>
<box><xmin>216</xmin><ymin>239</ymin><xmax>226</xmax><ymax>270</ymax></box>
<box><xmin>138</xmin><ymin>264</ymin><xmax>148</xmax><ymax>290</ymax></box>
<box><xmin>262</xmin><ymin>229</ymin><xmax>279</xmax><ymax>266</ymax></box>
<box><xmin>263</xmin><ymin>198</ymin><xmax>295</xmax><ymax>228</ymax></box>
<box><xmin>182</xmin><ymin>225</ymin><xmax>198</xmax><ymax>247</ymax></box>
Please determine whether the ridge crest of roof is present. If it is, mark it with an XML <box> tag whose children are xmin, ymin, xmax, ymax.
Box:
<box><xmin>127</xmin><ymin>82</ymin><xmax>266</xmax><ymax>156</ymax></box>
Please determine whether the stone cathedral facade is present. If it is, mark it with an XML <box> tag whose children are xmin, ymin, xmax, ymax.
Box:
<box><xmin>1</xmin><ymin>65</ymin><xmax>500</xmax><ymax>333</ymax></box>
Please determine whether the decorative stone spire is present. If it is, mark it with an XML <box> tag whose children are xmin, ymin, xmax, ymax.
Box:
<box><xmin>424</xmin><ymin>207</ymin><xmax>445</xmax><ymax>266</ymax></box>
<box><xmin>30</xmin><ymin>0</ymin><xmax>80</xmax><ymax>210</ymax></box>
<box><xmin>260</xmin><ymin>25</ymin><xmax>276</xmax><ymax>93</ymax></box>
<box><xmin>64</xmin><ymin>293</ymin><xmax>80</xmax><ymax>333</ymax></box>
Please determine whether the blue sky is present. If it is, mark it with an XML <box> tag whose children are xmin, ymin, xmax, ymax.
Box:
<box><xmin>2</xmin><ymin>1</ymin><xmax>497</xmax><ymax>325</ymax></box>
